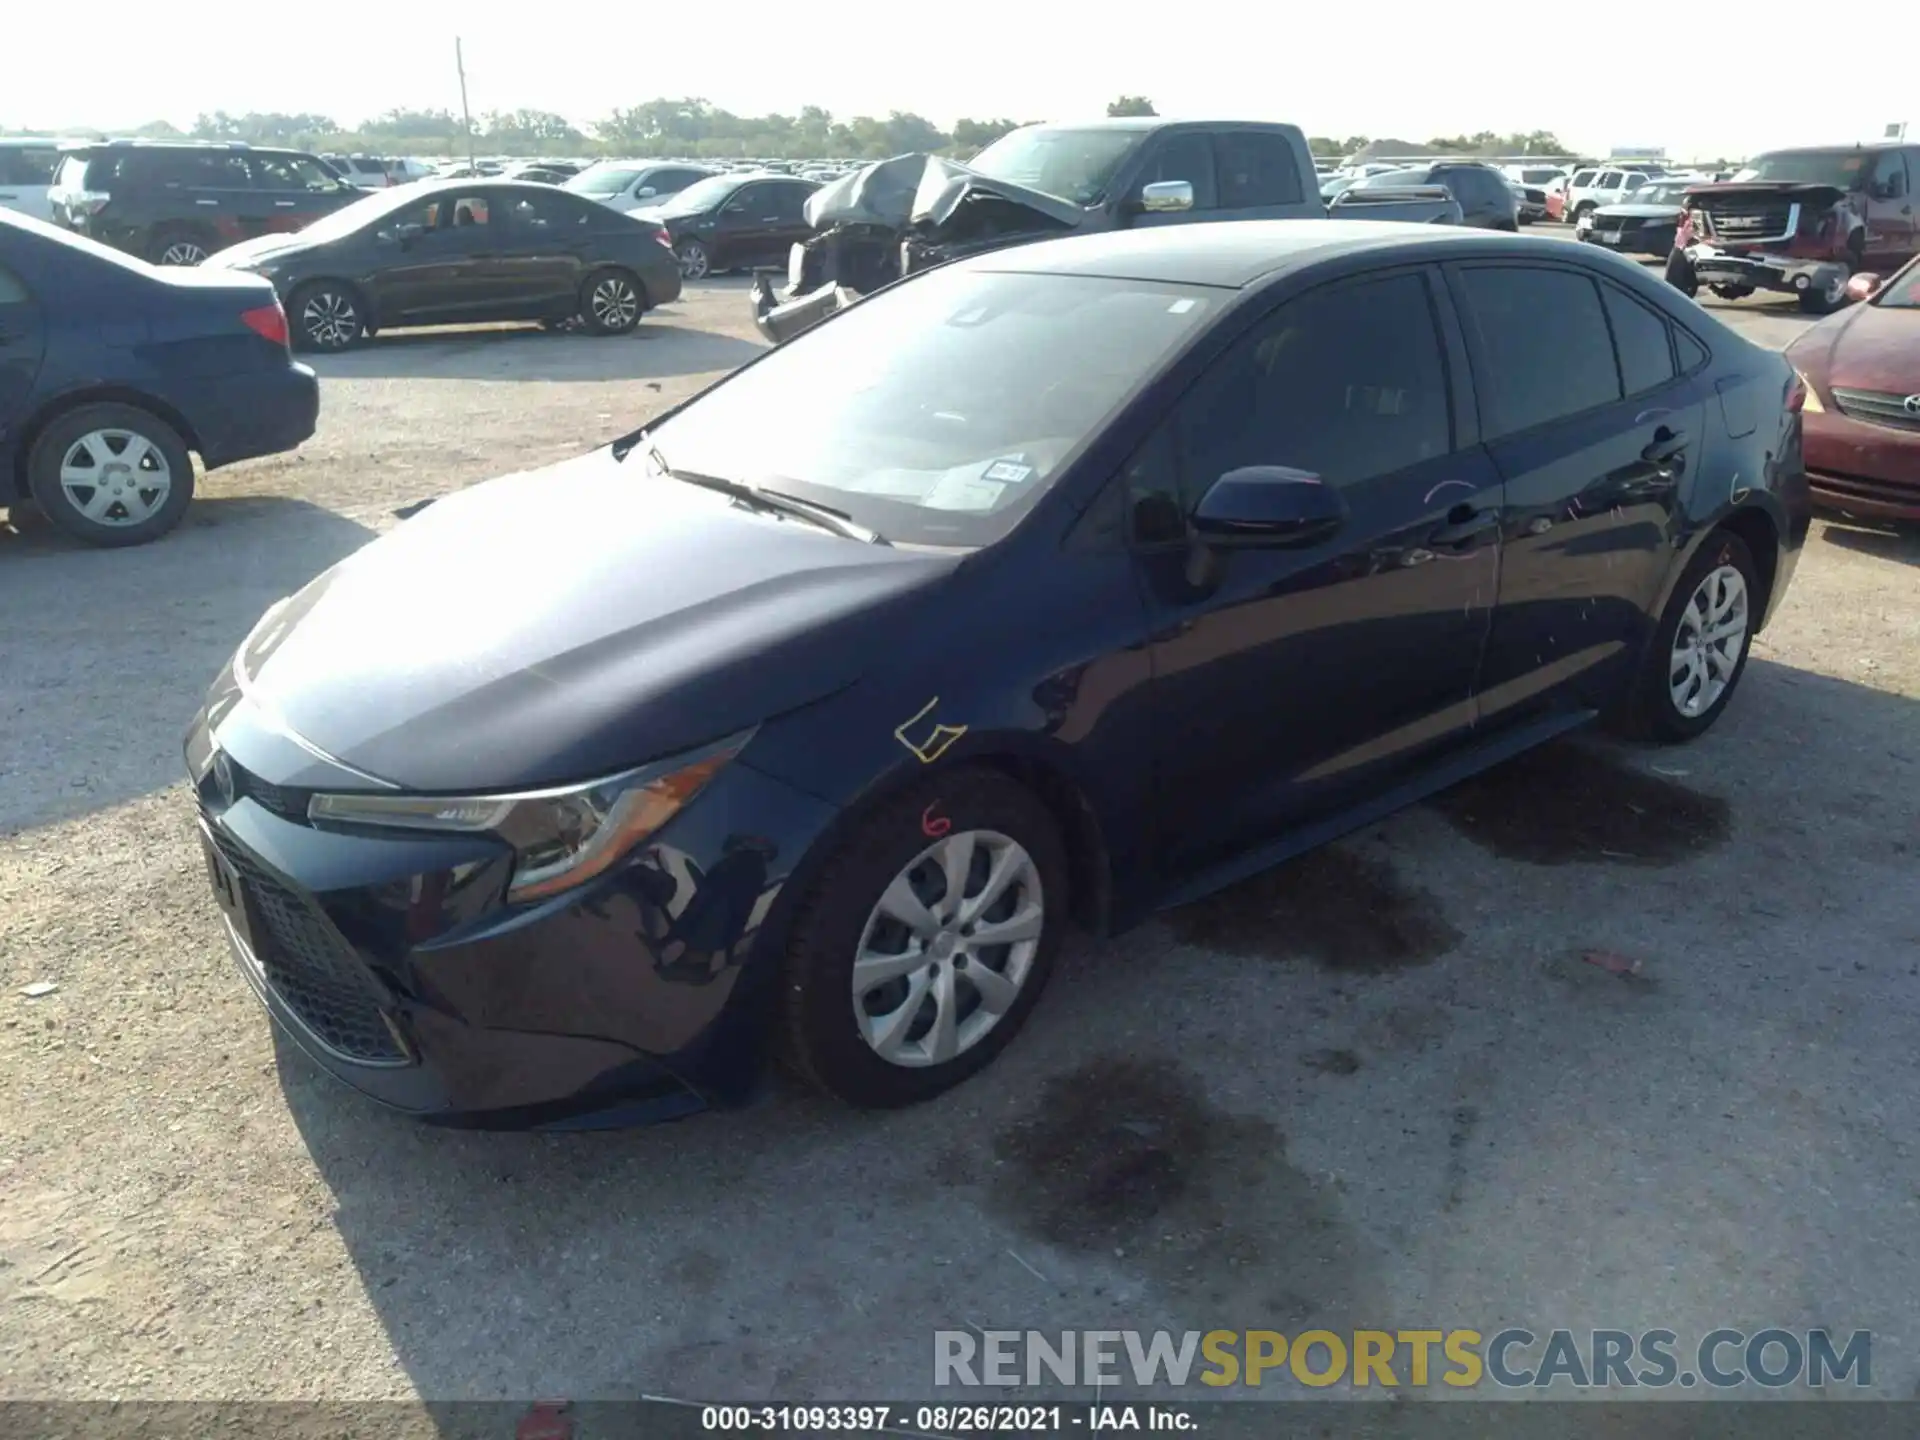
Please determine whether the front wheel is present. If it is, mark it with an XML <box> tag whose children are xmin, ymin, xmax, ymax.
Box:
<box><xmin>1664</xmin><ymin>249</ymin><xmax>1698</xmax><ymax>299</ymax></box>
<box><xmin>1609</xmin><ymin>531</ymin><xmax>1760</xmax><ymax>742</ymax></box>
<box><xmin>1709</xmin><ymin>283</ymin><xmax>1754</xmax><ymax>301</ymax></box>
<box><xmin>25</xmin><ymin>403</ymin><xmax>195</xmax><ymax>548</ymax></box>
<box><xmin>1798</xmin><ymin>267</ymin><xmax>1850</xmax><ymax>315</ymax></box>
<box><xmin>579</xmin><ymin>268</ymin><xmax>642</xmax><ymax>334</ymax></box>
<box><xmin>289</xmin><ymin>282</ymin><xmax>365</xmax><ymax>352</ymax></box>
<box><xmin>676</xmin><ymin>239</ymin><xmax>711</xmax><ymax>281</ymax></box>
<box><xmin>780</xmin><ymin>766</ymin><xmax>1068</xmax><ymax>1108</ymax></box>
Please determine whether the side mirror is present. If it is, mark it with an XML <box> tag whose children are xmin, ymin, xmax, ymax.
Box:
<box><xmin>1845</xmin><ymin>272</ymin><xmax>1882</xmax><ymax>302</ymax></box>
<box><xmin>636</xmin><ymin>186</ymin><xmax>656</xmax><ymax>198</ymax></box>
<box><xmin>1190</xmin><ymin>466</ymin><xmax>1346</xmax><ymax>546</ymax></box>
<box><xmin>1139</xmin><ymin>180</ymin><xmax>1194</xmax><ymax>213</ymax></box>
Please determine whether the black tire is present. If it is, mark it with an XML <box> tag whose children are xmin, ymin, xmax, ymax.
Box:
<box><xmin>578</xmin><ymin>267</ymin><xmax>643</xmax><ymax>335</ymax></box>
<box><xmin>676</xmin><ymin>239</ymin><xmax>711</xmax><ymax>281</ymax></box>
<box><xmin>147</xmin><ymin>225</ymin><xmax>215</xmax><ymax>266</ymax></box>
<box><xmin>1797</xmin><ymin>245</ymin><xmax>1858</xmax><ymax>315</ymax></box>
<box><xmin>25</xmin><ymin>402</ymin><xmax>195</xmax><ymax>548</ymax></box>
<box><xmin>1664</xmin><ymin>249</ymin><xmax>1698</xmax><ymax>299</ymax></box>
<box><xmin>1572</xmin><ymin>202</ymin><xmax>1596</xmax><ymax>225</ymax></box>
<box><xmin>780</xmin><ymin>765</ymin><xmax>1069</xmax><ymax>1108</ymax></box>
<box><xmin>288</xmin><ymin>281</ymin><xmax>366</xmax><ymax>353</ymax></box>
<box><xmin>1709</xmin><ymin>283</ymin><xmax>1754</xmax><ymax>301</ymax></box>
<box><xmin>1608</xmin><ymin>531</ymin><xmax>1761</xmax><ymax>743</ymax></box>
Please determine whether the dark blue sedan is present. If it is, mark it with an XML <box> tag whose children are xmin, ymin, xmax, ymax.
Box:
<box><xmin>185</xmin><ymin>221</ymin><xmax>1809</xmax><ymax>1128</ymax></box>
<box><xmin>0</xmin><ymin>210</ymin><xmax>318</xmax><ymax>546</ymax></box>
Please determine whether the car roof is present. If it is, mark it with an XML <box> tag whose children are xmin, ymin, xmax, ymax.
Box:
<box><xmin>966</xmin><ymin>220</ymin><xmax>1599</xmax><ymax>290</ymax></box>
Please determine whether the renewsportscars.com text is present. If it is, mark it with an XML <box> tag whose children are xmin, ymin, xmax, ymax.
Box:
<box><xmin>934</xmin><ymin>1327</ymin><xmax>1872</xmax><ymax>1390</ymax></box>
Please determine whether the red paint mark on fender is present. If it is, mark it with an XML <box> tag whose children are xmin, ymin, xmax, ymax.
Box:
<box><xmin>921</xmin><ymin>803</ymin><xmax>952</xmax><ymax>839</ymax></box>
<box><xmin>517</xmin><ymin>1401</ymin><xmax>574</xmax><ymax>1440</ymax></box>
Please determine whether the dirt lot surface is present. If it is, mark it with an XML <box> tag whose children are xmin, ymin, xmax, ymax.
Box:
<box><xmin>3</xmin><ymin>243</ymin><xmax>1918</xmax><ymax>1405</ymax></box>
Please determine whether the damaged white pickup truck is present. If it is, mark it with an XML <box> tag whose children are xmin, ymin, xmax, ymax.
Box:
<box><xmin>751</xmin><ymin>118</ymin><xmax>1326</xmax><ymax>344</ymax></box>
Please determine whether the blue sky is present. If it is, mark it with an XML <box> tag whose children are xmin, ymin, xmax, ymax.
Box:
<box><xmin>8</xmin><ymin>1</ymin><xmax>1909</xmax><ymax>161</ymax></box>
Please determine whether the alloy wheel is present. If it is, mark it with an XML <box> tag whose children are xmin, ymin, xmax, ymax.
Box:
<box><xmin>678</xmin><ymin>243</ymin><xmax>709</xmax><ymax>280</ymax></box>
<box><xmin>589</xmin><ymin>276</ymin><xmax>638</xmax><ymax>329</ymax></box>
<box><xmin>58</xmin><ymin>429</ymin><xmax>173</xmax><ymax>527</ymax></box>
<box><xmin>851</xmin><ymin>829</ymin><xmax>1045</xmax><ymax>1068</ymax></box>
<box><xmin>301</xmin><ymin>290</ymin><xmax>360</xmax><ymax>350</ymax></box>
<box><xmin>158</xmin><ymin>240</ymin><xmax>208</xmax><ymax>266</ymax></box>
<box><xmin>1669</xmin><ymin>564</ymin><xmax>1749</xmax><ymax>717</ymax></box>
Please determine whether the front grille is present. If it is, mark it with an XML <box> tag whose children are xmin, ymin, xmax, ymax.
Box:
<box><xmin>1521</xmin><ymin>187</ymin><xmax>1546</xmax><ymax>205</ymax></box>
<box><xmin>1831</xmin><ymin>388</ymin><xmax>1920</xmax><ymax>432</ymax></box>
<box><xmin>211</xmin><ymin>830</ymin><xmax>409</xmax><ymax>1065</ymax></box>
<box><xmin>1703</xmin><ymin>200</ymin><xmax>1794</xmax><ymax>240</ymax></box>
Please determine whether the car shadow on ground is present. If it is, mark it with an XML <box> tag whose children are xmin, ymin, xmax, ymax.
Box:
<box><xmin>275</xmin><ymin>654</ymin><xmax>1919</xmax><ymax>1407</ymax></box>
<box><xmin>0</xmin><ymin>497</ymin><xmax>374</xmax><ymax>834</ymax></box>
<box><xmin>302</xmin><ymin>320</ymin><xmax>765</xmax><ymax>384</ymax></box>
<box><xmin>1818</xmin><ymin>516</ymin><xmax>1920</xmax><ymax>567</ymax></box>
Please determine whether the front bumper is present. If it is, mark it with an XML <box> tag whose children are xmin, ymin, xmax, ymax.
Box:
<box><xmin>1685</xmin><ymin>244</ymin><xmax>1848</xmax><ymax>297</ymax></box>
<box><xmin>195</xmin><ymin>363</ymin><xmax>320</xmax><ymax>469</ymax></box>
<box><xmin>1802</xmin><ymin>408</ymin><xmax>1920</xmax><ymax>520</ymax></box>
<box><xmin>186</xmin><ymin>689</ymin><xmax>840</xmax><ymax>1127</ymax></box>
<box><xmin>1577</xmin><ymin>220</ymin><xmax>1675</xmax><ymax>257</ymax></box>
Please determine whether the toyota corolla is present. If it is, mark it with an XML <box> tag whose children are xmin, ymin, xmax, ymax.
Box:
<box><xmin>186</xmin><ymin>222</ymin><xmax>1808</xmax><ymax>1128</ymax></box>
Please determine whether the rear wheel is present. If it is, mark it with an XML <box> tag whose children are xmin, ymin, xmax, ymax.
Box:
<box><xmin>289</xmin><ymin>282</ymin><xmax>365</xmax><ymax>352</ymax></box>
<box><xmin>676</xmin><ymin>239</ymin><xmax>711</xmax><ymax>281</ymax></box>
<box><xmin>148</xmin><ymin>226</ymin><xmax>214</xmax><ymax>266</ymax></box>
<box><xmin>780</xmin><ymin>766</ymin><xmax>1067</xmax><ymax>1108</ymax></box>
<box><xmin>1609</xmin><ymin>531</ymin><xmax>1760</xmax><ymax>742</ymax></box>
<box><xmin>579</xmin><ymin>268</ymin><xmax>643</xmax><ymax>334</ymax></box>
<box><xmin>25</xmin><ymin>403</ymin><xmax>195</xmax><ymax>548</ymax></box>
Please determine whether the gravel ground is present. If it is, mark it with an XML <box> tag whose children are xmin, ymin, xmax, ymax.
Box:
<box><xmin>2</xmin><ymin>258</ymin><xmax>1918</xmax><ymax>1405</ymax></box>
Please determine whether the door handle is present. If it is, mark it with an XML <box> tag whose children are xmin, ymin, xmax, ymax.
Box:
<box><xmin>195</xmin><ymin>199</ymin><xmax>219</xmax><ymax>207</ymax></box>
<box><xmin>1641</xmin><ymin>426</ymin><xmax>1690</xmax><ymax>465</ymax></box>
<box><xmin>274</xmin><ymin>200</ymin><xmax>296</xmax><ymax>208</ymax></box>
<box><xmin>1426</xmin><ymin>504</ymin><xmax>1499</xmax><ymax>547</ymax></box>
<box><xmin>760</xmin><ymin>216</ymin><xmax>780</xmax><ymax>223</ymax></box>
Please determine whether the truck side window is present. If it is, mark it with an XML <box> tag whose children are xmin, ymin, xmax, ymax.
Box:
<box><xmin>1214</xmin><ymin>134</ymin><xmax>1304</xmax><ymax>208</ymax></box>
<box><xmin>1867</xmin><ymin>151</ymin><xmax>1907</xmax><ymax>200</ymax></box>
<box><xmin>1136</xmin><ymin>133</ymin><xmax>1217</xmax><ymax>210</ymax></box>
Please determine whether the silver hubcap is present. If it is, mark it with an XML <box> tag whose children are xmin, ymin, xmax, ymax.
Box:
<box><xmin>679</xmin><ymin>244</ymin><xmax>708</xmax><ymax>280</ymax></box>
<box><xmin>301</xmin><ymin>291</ymin><xmax>359</xmax><ymax>348</ymax></box>
<box><xmin>590</xmin><ymin>277</ymin><xmax>638</xmax><ymax>328</ymax></box>
<box><xmin>852</xmin><ymin>829</ymin><xmax>1044</xmax><ymax>1068</ymax></box>
<box><xmin>59</xmin><ymin>429</ymin><xmax>171</xmax><ymax>527</ymax></box>
<box><xmin>1669</xmin><ymin>564</ymin><xmax>1749</xmax><ymax>717</ymax></box>
<box><xmin>159</xmin><ymin>240</ymin><xmax>207</xmax><ymax>265</ymax></box>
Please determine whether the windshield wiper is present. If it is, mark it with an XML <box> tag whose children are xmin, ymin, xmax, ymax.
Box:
<box><xmin>640</xmin><ymin>439</ymin><xmax>887</xmax><ymax>545</ymax></box>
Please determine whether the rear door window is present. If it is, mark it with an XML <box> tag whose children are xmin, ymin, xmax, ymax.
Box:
<box><xmin>1456</xmin><ymin>266</ymin><xmax>1624</xmax><ymax>438</ymax></box>
<box><xmin>764</xmin><ymin>182</ymin><xmax>812</xmax><ymax>222</ymax></box>
<box><xmin>1</xmin><ymin>148</ymin><xmax>57</xmax><ymax>186</ymax></box>
<box><xmin>1213</xmin><ymin>132</ymin><xmax>1304</xmax><ymax>207</ymax></box>
<box><xmin>142</xmin><ymin>151</ymin><xmax>253</xmax><ymax>189</ymax></box>
<box><xmin>1599</xmin><ymin>283</ymin><xmax>1677</xmax><ymax>397</ymax></box>
<box><xmin>1569</xmin><ymin>169</ymin><xmax>1597</xmax><ymax>189</ymax></box>
<box><xmin>250</xmin><ymin>154</ymin><xmax>345</xmax><ymax>192</ymax></box>
<box><xmin>1596</xmin><ymin>172</ymin><xmax>1623</xmax><ymax>191</ymax></box>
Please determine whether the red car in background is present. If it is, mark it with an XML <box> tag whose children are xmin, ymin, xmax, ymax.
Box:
<box><xmin>1786</xmin><ymin>253</ymin><xmax>1920</xmax><ymax>520</ymax></box>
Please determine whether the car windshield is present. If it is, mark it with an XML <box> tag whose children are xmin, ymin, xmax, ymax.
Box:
<box><xmin>643</xmin><ymin>266</ymin><xmax>1218</xmax><ymax>547</ymax></box>
<box><xmin>1350</xmin><ymin>167</ymin><xmax>1428</xmax><ymax>190</ymax></box>
<box><xmin>568</xmin><ymin>167</ymin><xmax>642</xmax><ymax>196</ymax></box>
<box><xmin>1519</xmin><ymin>168</ymin><xmax>1563</xmax><ymax>183</ymax></box>
<box><xmin>1633</xmin><ymin>183</ymin><xmax>1688</xmax><ymax>204</ymax></box>
<box><xmin>658</xmin><ymin>175</ymin><xmax>741</xmax><ymax>214</ymax></box>
<box><xmin>965</xmin><ymin>127</ymin><xmax>1139</xmax><ymax>205</ymax></box>
<box><xmin>1874</xmin><ymin>254</ymin><xmax>1920</xmax><ymax>309</ymax></box>
<box><xmin>292</xmin><ymin>185</ymin><xmax>432</xmax><ymax>244</ymax></box>
<box><xmin>1732</xmin><ymin>150</ymin><xmax>1871</xmax><ymax>186</ymax></box>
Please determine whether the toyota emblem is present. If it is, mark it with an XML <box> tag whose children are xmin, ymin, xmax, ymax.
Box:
<box><xmin>1905</xmin><ymin>394</ymin><xmax>1920</xmax><ymax>416</ymax></box>
<box><xmin>211</xmin><ymin>750</ymin><xmax>235</xmax><ymax>807</ymax></box>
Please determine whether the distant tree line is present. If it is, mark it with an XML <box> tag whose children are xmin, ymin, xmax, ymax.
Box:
<box><xmin>3</xmin><ymin>106</ymin><xmax>1576</xmax><ymax>163</ymax></box>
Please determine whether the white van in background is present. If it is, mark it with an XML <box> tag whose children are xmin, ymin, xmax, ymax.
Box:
<box><xmin>0</xmin><ymin>139</ymin><xmax>63</xmax><ymax>221</ymax></box>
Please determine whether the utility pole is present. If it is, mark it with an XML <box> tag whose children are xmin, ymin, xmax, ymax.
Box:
<box><xmin>455</xmin><ymin>37</ymin><xmax>476</xmax><ymax>171</ymax></box>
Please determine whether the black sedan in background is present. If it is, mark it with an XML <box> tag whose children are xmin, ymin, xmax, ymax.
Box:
<box><xmin>187</xmin><ymin>221</ymin><xmax>1807</xmax><ymax>1128</ymax></box>
<box><xmin>200</xmin><ymin>180</ymin><xmax>684</xmax><ymax>351</ymax></box>
<box><xmin>1577</xmin><ymin>178</ymin><xmax>1694</xmax><ymax>258</ymax></box>
<box><xmin>1</xmin><ymin>210</ymin><xmax>317</xmax><ymax>547</ymax></box>
<box><xmin>635</xmin><ymin>172</ymin><xmax>820</xmax><ymax>280</ymax></box>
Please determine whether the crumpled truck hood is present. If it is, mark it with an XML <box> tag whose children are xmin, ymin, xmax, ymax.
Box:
<box><xmin>804</xmin><ymin>153</ymin><xmax>1087</xmax><ymax>235</ymax></box>
<box><xmin>1684</xmin><ymin>182</ymin><xmax>1849</xmax><ymax>205</ymax></box>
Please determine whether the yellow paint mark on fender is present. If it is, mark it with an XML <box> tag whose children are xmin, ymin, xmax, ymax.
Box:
<box><xmin>895</xmin><ymin>697</ymin><xmax>968</xmax><ymax>764</ymax></box>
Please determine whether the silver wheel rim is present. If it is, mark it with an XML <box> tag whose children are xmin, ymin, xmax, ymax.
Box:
<box><xmin>59</xmin><ymin>429</ymin><xmax>172</xmax><ymax>527</ymax></box>
<box><xmin>1669</xmin><ymin>564</ymin><xmax>1748</xmax><ymax>718</ymax></box>
<box><xmin>1824</xmin><ymin>274</ymin><xmax>1846</xmax><ymax>305</ymax></box>
<box><xmin>678</xmin><ymin>244</ymin><xmax>708</xmax><ymax>280</ymax></box>
<box><xmin>852</xmin><ymin>828</ymin><xmax>1044</xmax><ymax>1069</ymax></box>
<box><xmin>301</xmin><ymin>290</ymin><xmax>359</xmax><ymax>348</ymax></box>
<box><xmin>590</xmin><ymin>276</ymin><xmax>638</xmax><ymax>328</ymax></box>
<box><xmin>159</xmin><ymin>240</ymin><xmax>208</xmax><ymax>265</ymax></box>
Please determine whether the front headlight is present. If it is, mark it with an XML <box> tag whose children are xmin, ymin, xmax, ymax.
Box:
<box><xmin>308</xmin><ymin>730</ymin><xmax>753</xmax><ymax>903</ymax></box>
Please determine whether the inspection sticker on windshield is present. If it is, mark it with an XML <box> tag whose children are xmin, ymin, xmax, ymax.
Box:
<box><xmin>1168</xmin><ymin>298</ymin><xmax>1198</xmax><ymax>314</ymax></box>
<box><xmin>922</xmin><ymin>474</ymin><xmax>1006</xmax><ymax>511</ymax></box>
<box><xmin>982</xmin><ymin>457</ymin><xmax>1034</xmax><ymax>485</ymax></box>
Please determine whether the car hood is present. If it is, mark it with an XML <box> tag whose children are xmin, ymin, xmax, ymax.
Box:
<box><xmin>1594</xmin><ymin>201</ymin><xmax>1683</xmax><ymax>219</ymax></box>
<box><xmin>803</xmin><ymin>153</ymin><xmax>1087</xmax><ymax>235</ymax></box>
<box><xmin>240</xmin><ymin>448</ymin><xmax>960</xmax><ymax>791</ymax></box>
<box><xmin>1788</xmin><ymin>301</ymin><xmax>1920</xmax><ymax>393</ymax></box>
<box><xmin>201</xmin><ymin>233</ymin><xmax>320</xmax><ymax>268</ymax></box>
<box><xmin>1685</xmin><ymin>181</ymin><xmax>1849</xmax><ymax>205</ymax></box>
